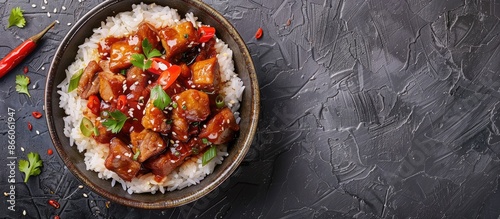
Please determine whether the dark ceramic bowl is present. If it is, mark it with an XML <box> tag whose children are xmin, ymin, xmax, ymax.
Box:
<box><xmin>45</xmin><ymin>0</ymin><xmax>259</xmax><ymax>209</ymax></box>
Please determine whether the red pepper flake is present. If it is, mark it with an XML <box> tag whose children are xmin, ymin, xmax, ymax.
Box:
<box><xmin>48</xmin><ymin>199</ymin><xmax>60</xmax><ymax>209</ymax></box>
<box><xmin>32</xmin><ymin>111</ymin><xmax>42</xmax><ymax>119</ymax></box>
<box><xmin>23</xmin><ymin>66</ymin><xmax>29</xmax><ymax>74</ymax></box>
<box><xmin>27</xmin><ymin>122</ymin><xmax>33</xmax><ymax>131</ymax></box>
<box><xmin>54</xmin><ymin>215</ymin><xmax>60</xmax><ymax>219</ymax></box>
<box><xmin>255</xmin><ymin>27</ymin><xmax>263</xmax><ymax>39</ymax></box>
<box><xmin>47</xmin><ymin>149</ymin><xmax>53</xmax><ymax>155</ymax></box>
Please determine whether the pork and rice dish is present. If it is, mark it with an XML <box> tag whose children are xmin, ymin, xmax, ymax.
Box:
<box><xmin>57</xmin><ymin>3</ymin><xmax>244</xmax><ymax>194</ymax></box>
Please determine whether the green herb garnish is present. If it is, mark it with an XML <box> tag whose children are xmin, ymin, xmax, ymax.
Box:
<box><xmin>19</xmin><ymin>152</ymin><xmax>43</xmax><ymax>183</ymax></box>
<box><xmin>8</xmin><ymin>7</ymin><xmax>26</xmax><ymax>28</ymax></box>
<box><xmin>133</xmin><ymin>150</ymin><xmax>140</xmax><ymax>161</ymax></box>
<box><xmin>80</xmin><ymin>117</ymin><xmax>95</xmax><ymax>137</ymax></box>
<box><xmin>131</xmin><ymin>39</ymin><xmax>162</xmax><ymax>70</ymax></box>
<box><xmin>202</xmin><ymin>146</ymin><xmax>217</xmax><ymax>166</ymax></box>
<box><xmin>150</xmin><ymin>85</ymin><xmax>171</xmax><ymax>109</ymax></box>
<box><xmin>215</xmin><ymin>94</ymin><xmax>225</xmax><ymax>108</ymax></box>
<box><xmin>15</xmin><ymin>75</ymin><xmax>31</xmax><ymax>97</ymax></box>
<box><xmin>142</xmin><ymin>38</ymin><xmax>162</xmax><ymax>59</ymax></box>
<box><xmin>101</xmin><ymin>110</ymin><xmax>128</xmax><ymax>134</ymax></box>
<box><xmin>68</xmin><ymin>69</ymin><xmax>83</xmax><ymax>92</ymax></box>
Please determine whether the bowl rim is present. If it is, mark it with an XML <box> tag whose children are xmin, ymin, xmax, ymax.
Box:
<box><xmin>45</xmin><ymin>0</ymin><xmax>259</xmax><ymax>209</ymax></box>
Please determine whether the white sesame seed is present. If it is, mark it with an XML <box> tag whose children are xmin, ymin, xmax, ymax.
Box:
<box><xmin>41</xmin><ymin>66</ymin><xmax>45</xmax><ymax>70</ymax></box>
<box><xmin>36</xmin><ymin>130</ymin><xmax>40</xmax><ymax>135</ymax></box>
<box><xmin>53</xmin><ymin>8</ymin><xmax>57</xmax><ymax>13</ymax></box>
<box><xmin>83</xmin><ymin>193</ymin><xmax>88</xmax><ymax>198</ymax></box>
<box><xmin>127</xmin><ymin>169</ymin><xmax>132</xmax><ymax>173</ymax></box>
<box><xmin>23</xmin><ymin>210</ymin><xmax>26</xmax><ymax>215</ymax></box>
<box><xmin>62</xmin><ymin>6</ymin><xmax>67</xmax><ymax>10</ymax></box>
<box><xmin>41</xmin><ymin>6</ymin><xmax>46</xmax><ymax>10</ymax></box>
<box><xmin>3</xmin><ymin>192</ymin><xmax>8</xmax><ymax>196</ymax></box>
<box><xmin>31</xmin><ymin>4</ymin><xmax>36</xmax><ymax>8</ymax></box>
<box><xmin>78</xmin><ymin>185</ymin><xmax>84</xmax><ymax>189</ymax></box>
<box><xmin>44</xmin><ymin>0</ymin><xmax>48</xmax><ymax>4</ymax></box>
<box><xmin>21</xmin><ymin>147</ymin><xmax>25</xmax><ymax>152</ymax></box>
<box><xmin>47</xmin><ymin>12</ymin><xmax>51</xmax><ymax>17</ymax></box>
<box><xmin>67</xmin><ymin>23</ymin><xmax>72</xmax><ymax>26</ymax></box>
<box><xmin>115</xmin><ymin>155</ymin><xmax>121</xmax><ymax>159</ymax></box>
<box><xmin>32</xmin><ymin>84</ymin><xmax>37</xmax><ymax>89</ymax></box>
<box><xmin>55</xmin><ymin>20</ymin><xmax>60</xmax><ymax>24</ymax></box>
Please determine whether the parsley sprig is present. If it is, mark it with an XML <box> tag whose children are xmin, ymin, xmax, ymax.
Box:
<box><xmin>15</xmin><ymin>75</ymin><xmax>31</xmax><ymax>97</ymax></box>
<box><xmin>8</xmin><ymin>7</ymin><xmax>26</xmax><ymax>28</ymax></box>
<box><xmin>131</xmin><ymin>39</ymin><xmax>162</xmax><ymax>70</ymax></box>
<box><xmin>19</xmin><ymin>152</ymin><xmax>43</xmax><ymax>183</ymax></box>
<box><xmin>101</xmin><ymin>110</ymin><xmax>128</xmax><ymax>133</ymax></box>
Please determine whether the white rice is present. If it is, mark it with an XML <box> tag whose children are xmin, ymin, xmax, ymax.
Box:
<box><xmin>57</xmin><ymin>3</ymin><xmax>244</xmax><ymax>194</ymax></box>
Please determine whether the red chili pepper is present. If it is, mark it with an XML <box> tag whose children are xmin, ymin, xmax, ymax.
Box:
<box><xmin>198</xmin><ymin>26</ymin><xmax>216</xmax><ymax>43</ymax></box>
<box><xmin>116</xmin><ymin>94</ymin><xmax>128</xmax><ymax>113</ymax></box>
<box><xmin>48</xmin><ymin>199</ymin><xmax>60</xmax><ymax>209</ymax></box>
<box><xmin>0</xmin><ymin>21</ymin><xmax>56</xmax><ymax>79</ymax></box>
<box><xmin>255</xmin><ymin>27</ymin><xmax>263</xmax><ymax>39</ymax></box>
<box><xmin>27</xmin><ymin>122</ymin><xmax>33</xmax><ymax>131</ymax></box>
<box><xmin>23</xmin><ymin>66</ymin><xmax>29</xmax><ymax>74</ymax></box>
<box><xmin>32</xmin><ymin>111</ymin><xmax>42</xmax><ymax>119</ymax></box>
<box><xmin>47</xmin><ymin>149</ymin><xmax>53</xmax><ymax>155</ymax></box>
<box><xmin>87</xmin><ymin>95</ymin><xmax>101</xmax><ymax>115</ymax></box>
<box><xmin>158</xmin><ymin>65</ymin><xmax>181</xmax><ymax>90</ymax></box>
<box><xmin>148</xmin><ymin>57</ymin><xmax>171</xmax><ymax>75</ymax></box>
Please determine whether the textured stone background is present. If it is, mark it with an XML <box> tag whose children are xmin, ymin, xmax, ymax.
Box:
<box><xmin>1</xmin><ymin>0</ymin><xmax>500</xmax><ymax>218</ymax></box>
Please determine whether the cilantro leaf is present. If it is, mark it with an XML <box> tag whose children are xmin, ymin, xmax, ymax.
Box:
<box><xmin>142</xmin><ymin>38</ymin><xmax>162</xmax><ymax>59</ymax></box>
<box><xmin>15</xmin><ymin>75</ymin><xmax>31</xmax><ymax>97</ymax></box>
<box><xmin>101</xmin><ymin>110</ymin><xmax>128</xmax><ymax>133</ymax></box>
<box><xmin>150</xmin><ymin>85</ymin><xmax>171</xmax><ymax>109</ymax></box>
<box><xmin>8</xmin><ymin>7</ymin><xmax>26</xmax><ymax>28</ymax></box>
<box><xmin>19</xmin><ymin>152</ymin><xmax>43</xmax><ymax>183</ymax></box>
<box><xmin>130</xmin><ymin>53</ymin><xmax>152</xmax><ymax>70</ymax></box>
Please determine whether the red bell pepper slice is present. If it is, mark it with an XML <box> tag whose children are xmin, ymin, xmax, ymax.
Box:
<box><xmin>148</xmin><ymin>57</ymin><xmax>171</xmax><ymax>75</ymax></box>
<box><xmin>87</xmin><ymin>95</ymin><xmax>101</xmax><ymax>115</ymax></box>
<box><xmin>198</xmin><ymin>26</ymin><xmax>216</xmax><ymax>43</ymax></box>
<box><xmin>158</xmin><ymin>65</ymin><xmax>181</xmax><ymax>90</ymax></box>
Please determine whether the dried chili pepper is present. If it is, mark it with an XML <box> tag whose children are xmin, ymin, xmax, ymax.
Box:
<box><xmin>48</xmin><ymin>199</ymin><xmax>60</xmax><ymax>209</ymax></box>
<box><xmin>47</xmin><ymin>149</ymin><xmax>53</xmax><ymax>155</ymax></box>
<box><xmin>0</xmin><ymin>21</ymin><xmax>56</xmax><ymax>79</ymax></box>
<box><xmin>32</xmin><ymin>111</ymin><xmax>42</xmax><ymax>119</ymax></box>
<box><xmin>27</xmin><ymin>122</ymin><xmax>32</xmax><ymax>131</ymax></box>
<box><xmin>54</xmin><ymin>215</ymin><xmax>60</xmax><ymax>219</ymax></box>
<box><xmin>255</xmin><ymin>27</ymin><xmax>263</xmax><ymax>39</ymax></box>
<box><xmin>23</xmin><ymin>66</ymin><xmax>29</xmax><ymax>74</ymax></box>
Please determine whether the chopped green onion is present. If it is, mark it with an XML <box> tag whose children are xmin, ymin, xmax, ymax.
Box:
<box><xmin>215</xmin><ymin>94</ymin><xmax>225</xmax><ymax>109</ymax></box>
<box><xmin>202</xmin><ymin>138</ymin><xmax>209</xmax><ymax>145</ymax></box>
<box><xmin>192</xmin><ymin>147</ymin><xmax>199</xmax><ymax>155</ymax></box>
<box><xmin>93</xmin><ymin>126</ymin><xmax>99</xmax><ymax>136</ymax></box>
<box><xmin>133</xmin><ymin>150</ymin><xmax>140</xmax><ymax>161</ymax></box>
<box><xmin>172</xmin><ymin>102</ymin><xmax>178</xmax><ymax>108</ymax></box>
<box><xmin>80</xmin><ymin>117</ymin><xmax>94</xmax><ymax>137</ymax></box>
<box><xmin>174</xmin><ymin>150</ymin><xmax>181</xmax><ymax>157</ymax></box>
<box><xmin>120</xmin><ymin>69</ymin><xmax>127</xmax><ymax>76</ymax></box>
<box><xmin>68</xmin><ymin>69</ymin><xmax>83</xmax><ymax>92</ymax></box>
<box><xmin>202</xmin><ymin>146</ymin><xmax>217</xmax><ymax>166</ymax></box>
